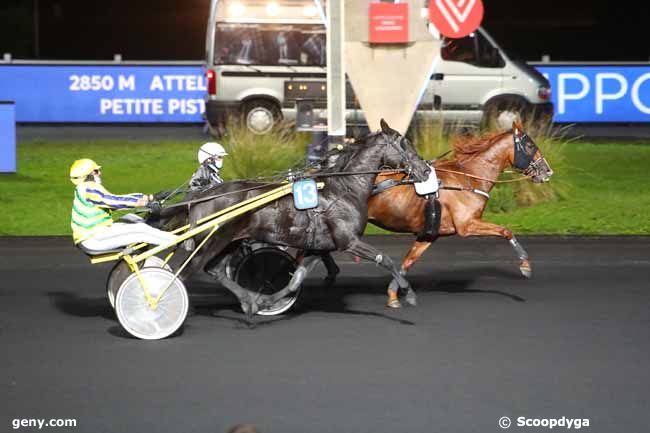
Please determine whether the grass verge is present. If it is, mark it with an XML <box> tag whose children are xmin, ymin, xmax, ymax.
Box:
<box><xmin>1</xmin><ymin>138</ymin><xmax>649</xmax><ymax>235</ymax></box>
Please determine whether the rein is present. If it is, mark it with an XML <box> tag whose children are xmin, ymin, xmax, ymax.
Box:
<box><xmin>158</xmin><ymin>168</ymin><xmax>408</xmax><ymax>211</ymax></box>
<box><xmin>434</xmin><ymin>167</ymin><xmax>531</xmax><ymax>184</ymax></box>
<box><xmin>155</xmin><ymin>134</ymin><xmax>419</xmax><ymax>212</ymax></box>
<box><xmin>431</xmin><ymin>127</ymin><xmax>542</xmax><ymax>185</ymax></box>
<box><xmin>160</xmin><ymin>182</ymin><xmax>286</xmax><ymax>211</ymax></box>
<box><xmin>433</xmin><ymin>166</ymin><xmax>529</xmax><ymax>200</ymax></box>
<box><xmin>302</xmin><ymin>168</ymin><xmax>406</xmax><ymax>179</ymax></box>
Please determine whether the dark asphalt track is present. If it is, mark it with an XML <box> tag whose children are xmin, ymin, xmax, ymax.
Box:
<box><xmin>1</xmin><ymin>236</ymin><xmax>649</xmax><ymax>433</ymax></box>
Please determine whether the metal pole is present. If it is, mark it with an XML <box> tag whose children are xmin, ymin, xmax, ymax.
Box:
<box><xmin>206</xmin><ymin>0</ymin><xmax>220</xmax><ymax>65</ymax></box>
<box><xmin>33</xmin><ymin>0</ymin><xmax>40</xmax><ymax>58</ymax></box>
<box><xmin>326</xmin><ymin>0</ymin><xmax>345</xmax><ymax>147</ymax></box>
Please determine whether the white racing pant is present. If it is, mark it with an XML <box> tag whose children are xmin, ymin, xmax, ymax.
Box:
<box><xmin>80</xmin><ymin>222</ymin><xmax>178</xmax><ymax>252</ymax></box>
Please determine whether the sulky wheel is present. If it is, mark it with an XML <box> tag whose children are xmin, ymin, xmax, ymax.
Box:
<box><xmin>114</xmin><ymin>268</ymin><xmax>189</xmax><ymax>340</ymax></box>
<box><xmin>106</xmin><ymin>256</ymin><xmax>172</xmax><ymax>309</ymax></box>
<box><xmin>234</xmin><ymin>247</ymin><xmax>301</xmax><ymax>316</ymax></box>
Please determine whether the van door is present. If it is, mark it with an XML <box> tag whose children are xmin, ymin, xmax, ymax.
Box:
<box><xmin>432</xmin><ymin>30</ymin><xmax>505</xmax><ymax>123</ymax></box>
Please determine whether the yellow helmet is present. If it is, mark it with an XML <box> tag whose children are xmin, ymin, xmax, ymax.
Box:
<box><xmin>69</xmin><ymin>159</ymin><xmax>100</xmax><ymax>185</ymax></box>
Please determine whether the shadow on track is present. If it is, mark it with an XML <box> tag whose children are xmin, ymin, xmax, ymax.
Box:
<box><xmin>190</xmin><ymin>265</ymin><xmax>528</xmax><ymax>328</ymax></box>
<box><xmin>309</xmin><ymin>269</ymin><xmax>527</xmax><ymax>302</ymax></box>
<box><xmin>193</xmin><ymin>283</ymin><xmax>416</xmax><ymax>329</ymax></box>
<box><xmin>47</xmin><ymin>291</ymin><xmax>190</xmax><ymax>339</ymax></box>
<box><xmin>416</xmin><ymin>267</ymin><xmax>527</xmax><ymax>302</ymax></box>
<box><xmin>107</xmin><ymin>325</ymin><xmax>186</xmax><ymax>340</ymax></box>
<box><xmin>48</xmin><ymin>291</ymin><xmax>115</xmax><ymax>321</ymax></box>
<box><xmin>47</xmin><ymin>265</ymin><xmax>525</xmax><ymax>334</ymax></box>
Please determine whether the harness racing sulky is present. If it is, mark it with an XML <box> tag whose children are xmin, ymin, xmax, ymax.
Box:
<box><xmin>81</xmin><ymin>120</ymin><xmax>431</xmax><ymax>340</ymax></box>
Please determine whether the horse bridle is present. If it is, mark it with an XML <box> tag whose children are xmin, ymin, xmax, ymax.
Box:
<box><xmin>513</xmin><ymin>129</ymin><xmax>550</xmax><ymax>178</ymax></box>
<box><xmin>381</xmin><ymin>134</ymin><xmax>420</xmax><ymax>178</ymax></box>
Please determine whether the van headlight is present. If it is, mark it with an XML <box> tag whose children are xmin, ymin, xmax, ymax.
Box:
<box><xmin>537</xmin><ymin>85</ymin><xmax>551</xmax><ymax>101</ymax></box>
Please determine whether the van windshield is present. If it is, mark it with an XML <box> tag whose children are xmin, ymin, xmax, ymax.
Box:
<box><xmin>214</xmin><ymin>24</ymin><xmax>326</xmax><ymax>66</ymax></box>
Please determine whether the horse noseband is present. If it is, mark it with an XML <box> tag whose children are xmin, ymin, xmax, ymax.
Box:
<box><xmin>513</xmin><ymin>131</ymin><xmax>539</xmax><ymax>171</ymax></box>
<box><xmin>523</xmin><ymin>156</ymin><xmax>551</xmax><ymax>179</ymax></box>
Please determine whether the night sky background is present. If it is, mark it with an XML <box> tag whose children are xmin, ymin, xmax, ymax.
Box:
<box><xmin>1</xmin><ymin>0</ymin><xmax>649</xmax><ymax>62</ymax></box>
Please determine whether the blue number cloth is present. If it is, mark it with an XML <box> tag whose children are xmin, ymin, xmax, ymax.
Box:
<box><xmin>293</xmin><ymin>179</ymin><xmax>319</xmax><ymax>210</ymax></box>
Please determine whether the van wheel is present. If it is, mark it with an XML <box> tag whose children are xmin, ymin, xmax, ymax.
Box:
<box><xmin>242</xmin><ymin>100</ymin><xmax>281</xmax><ymax>134</ymax></box>
<box><xmin>482</xmin><ymin>98</ymin><xmax>528</xmax><ymax>130</ymax></box>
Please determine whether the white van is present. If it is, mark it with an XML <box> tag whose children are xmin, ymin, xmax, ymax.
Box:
<box><xmin>204</xmin><ymin>1</ymin><xmax>553</xmax><ymax>134</ymax></box>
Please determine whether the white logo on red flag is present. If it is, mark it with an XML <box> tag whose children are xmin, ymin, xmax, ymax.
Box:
<box><xmin>429</xmin><ymin>0</ymin><xmax>484</xmax><ymax>38</ymax></box>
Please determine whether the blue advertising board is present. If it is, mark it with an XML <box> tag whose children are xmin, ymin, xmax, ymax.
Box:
<box><xmin>1</xmin><ymin>64</ymin><xmax>649</xmax><ymax>123</ymax></box>
<box><xmin>0</xmin><ymin>65</ymin><xmax>205</xmax><ymax>122</ymax></box>
<box><xmin>536</xmin><ymin>65</ymin><xmax>650</xmax><ymax>123</ymax></box>
<box><xmin>0</xmin><ymin>101</ymin><xmax>16</xmax><ymax>173</ymax></box>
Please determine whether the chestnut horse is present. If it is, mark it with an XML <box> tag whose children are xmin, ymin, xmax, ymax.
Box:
<box><xmin>367</xmin><ymin>122</ymin><xmax>554</xmax><ymax>307</ymax></box>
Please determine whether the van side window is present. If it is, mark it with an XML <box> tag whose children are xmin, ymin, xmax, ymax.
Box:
<box><xmin>441</xmin><ymin>36</ymin><xmax>476</xmax><ymax>64</ymax></box>
<box><xmin>301</xmin><ymin>33</ymin><xmax>326</xmax><ymax>66</ymax></box>
<box><xmin>215</xmin><ymin>27</ymin><xmax>263</xmax><ymax>65</ymax></box>
<box><xmin>442</xmin><ymin>33</ymin><xmax>504</xmax><ymax>68</ymax></box>
<box><xmin>476</xmin><ymin>33</ymin><xmax>505</xmax><ymax>68</ymax></box>
<box><xmin>262</xmin><ymin>30</ymin><xmax>301</xmax><ymax>65</ymax></box>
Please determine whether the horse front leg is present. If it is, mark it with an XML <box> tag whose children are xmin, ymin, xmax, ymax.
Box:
<box><xmin>211</xmin><ymin>259</ymin><xmax>262</xmax><ymax>317</ymax></box>
<box><xmin>387</xmin><ymin>240</ymin><xmax>436</xmax><ymax>306</ymax></box>
<box><xmin>458</xmin><ymin>219</ymin><xmax>532</xmax><ymax>278</ymax></box>
<box><xmin>215</xmin><ymin>252</ymin><xmax>321</xmax><ymax>317</ymax></box>
<box><xmin>256</xmin><ymin>256</ymin><xmax>322</xmax><ymax>308</ymax></box>
<box><xmin>321</xmin><ymin>253</ymin><xmax>340</xmax><ymax>286</ymax></box>
<box><xmin>343</xmin><ymin>238</ymin><xmax>414</xmax><ymax>309</ymax></box>
<box><xmin>301</xmin><ymin>251</ymin><xmax>340</xmax><ymax>286</ymax></box>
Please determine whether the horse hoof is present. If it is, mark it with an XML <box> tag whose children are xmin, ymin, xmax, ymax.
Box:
<box><xmin>241</xmin><ymin>300</ymin><xmax>259</xmax><ymax>317</ymax></box>
<box><xmin>323</xmin><ymin>275</ymin><xmax>337</xmax><ymax>287</ymax></box>
<box><xmin>405</xmin><ymin>290</ymin><xmax>417</xmax><ymax>306</ymax></box>
<box><xmin>386</xmin><ymin>298</ymin><xmax>402</xmax><ymax>309</ymax></box>
<box><xmin>255</xmin><ymin>296</ymin><xmax>271</xmax><ymax>310</ymax></box>
<box><xmin>520</xmin><ymin>260</ymin><xmax>532</xmax><ymax>279</ymax></box>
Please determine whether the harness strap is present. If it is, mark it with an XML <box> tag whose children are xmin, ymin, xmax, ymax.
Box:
<box><xmin>440</xmin><ymin>185</ymin><xmax>490</xmax><ymax>199</ymax></box>
<box><xmin>371</xmin><ymin>177</ymin><xmax>489</xmax><ymax>200</ymax></box>
<box><xmin>471</xmin><ymin>188</ymin><xmax>490</xmax><ymax>199</ymax></box>
<box><xmin>370</xmin><ymin>178</ymin><xmax>413</xmax><ymax>197</ymax></box>
<box><xmin>417</xmin><ymin>198</ymin><xmax>441</xmax><ymax>242</ymax></box>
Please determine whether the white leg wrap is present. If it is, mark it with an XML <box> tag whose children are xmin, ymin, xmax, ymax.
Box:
<box><xmin>509</xmin><ymin>236</ymin><xmax>528</xmax><ymax>260</ymax></box>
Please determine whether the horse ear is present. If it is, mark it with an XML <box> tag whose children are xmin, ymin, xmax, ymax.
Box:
<box><xmin>512</xmin><ymin>120</ymin><xmax>522</xmax><ymax>133</ymax></box>
<box><xmin>380</xmin><ymin>118</ymin><xmax>391</xmax><ymax>134</ymax></box>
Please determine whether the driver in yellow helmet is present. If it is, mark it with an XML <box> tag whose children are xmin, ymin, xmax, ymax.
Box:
<box><xmin>69</xmin><ymin>159</ymin><xmax>177</xmax><ymax>252</ymax></box>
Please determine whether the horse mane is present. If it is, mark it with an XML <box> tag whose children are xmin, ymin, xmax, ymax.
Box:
<box><xmin>313</xmin><ymin>131</ymin><xmax>383</xmax><ymax>174</ymax></box>
<box><xmin>450</xmin><ymin>129</ymin><xmax>512</xmax><ymax>162</ymax></box>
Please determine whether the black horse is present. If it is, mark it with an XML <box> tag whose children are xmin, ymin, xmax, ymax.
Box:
<box><xmin>179</xmin><ymin>120</ymin><xmax>431</xmax><ymax>314</ymax></box>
